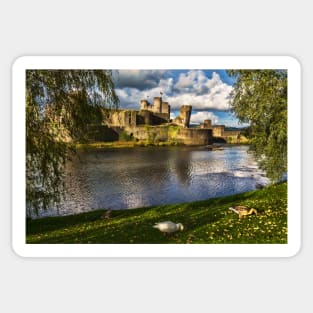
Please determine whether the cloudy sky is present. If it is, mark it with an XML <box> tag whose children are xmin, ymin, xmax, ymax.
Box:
<box><xmin>112</xmin><ymin>69</ymin><xmax>246</xmax><ymax>127</ymax></box>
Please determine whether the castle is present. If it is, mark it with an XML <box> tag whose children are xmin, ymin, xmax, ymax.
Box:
<box><xmin>103</xmin><ymin>96</ymin><xmax>194</xmax><ymax>129</ymax></box>
<box><xmin>88</xmin><ymin>96</ymin><xmax>241</xmax><ymax>145</ymax></box>
<box><xmin>199</xmin><ymin>119</ymin><xmax>241</xmax><ymax>140</ymax></box>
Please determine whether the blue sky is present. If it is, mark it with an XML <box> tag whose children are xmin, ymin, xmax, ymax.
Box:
<box><xmin>112</xmin><ymin>69</ymin><xmax>247</xmax><ymax>127</ymax></box>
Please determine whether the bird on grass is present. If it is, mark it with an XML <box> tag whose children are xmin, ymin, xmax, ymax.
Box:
<box><xmin>229</xmin><ymin>206</ymin><xmax>258</xmax><ymax>219</ymax></box>
<box><xmin>153</xmin><ymin>221</ymin><xmax>184</xmax><ymax>234</ymax></box>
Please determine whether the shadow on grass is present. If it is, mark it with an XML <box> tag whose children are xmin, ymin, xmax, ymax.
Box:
<box><xmin>28</xmin><ymin>182</ymin><xmax>290</xmax><ymax>244</ymax></box>
<box><xmin>26</xmin><ymin>189</ymin><xmax>263</xmax><ymax>244</ymax></box>
<box><xmin>27</xmin><ymin>189</ymin><xmax>257</xmax><ymax>235</ymax></box>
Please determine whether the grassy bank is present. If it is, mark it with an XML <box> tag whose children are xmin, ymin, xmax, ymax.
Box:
<box><xmin>75</xmin><ymin>140</ymin><xmax>185</xmax><ymax>150</ymax></box>
<box><xmin>26</xmin><ymin>182</ymin><xmax>287</xmax><ymax>244</ymax></box>
<box><xmin>75</xmin><ymin>141</ymin><xmax>250</xmax><ymax>150</ymax></box>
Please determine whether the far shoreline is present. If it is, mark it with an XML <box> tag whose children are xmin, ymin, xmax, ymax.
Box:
<box><xmin>74</xmin><ymin>140</ymin><xmax>251</xmax><ymax>151</ymax></box>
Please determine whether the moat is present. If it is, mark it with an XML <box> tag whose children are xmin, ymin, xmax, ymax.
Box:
<box><xmin>36</xmin><ymin>145</ymin><xmax>269</xmax><ymax>218</ymax></box>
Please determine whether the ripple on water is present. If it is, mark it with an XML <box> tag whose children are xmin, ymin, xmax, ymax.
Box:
<box><xmin>33</xmin><ymin>145</ymin><xmax>270</xmax><ymax>217</ymax></box>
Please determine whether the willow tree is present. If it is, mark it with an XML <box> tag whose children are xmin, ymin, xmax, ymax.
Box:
<box><xmin>26</xmin><ymin>70</ymin><xmax>119</xmax><ymax>215</ymax></box>
<box><xmin>227</xmin><ymin>70</ymin><xmax>287</xmax><ymax>182</ymax></box>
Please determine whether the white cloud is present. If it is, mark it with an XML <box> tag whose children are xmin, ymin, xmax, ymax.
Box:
<box><xmin>115</xmin><ymin>77</ymin><xmax>175</xmax><ymax>109</ymax></box>
<box><xmin>170</xmin><ymin>71</ymin><xmax>233</xmax><ymax>110</ymax></box>
<box><xmin>170</xmin><ymin>112</ymin><xmax>177</xmax><ymax>120</ymax></box>
<box><xmin>166</xmin><ymin>92</ymin><xmax>232</xmax><ymax>111</ymax></box>
<box><xmin>115</xmin><ymin>88</ymin><xmax>145</xmax><ymax>108</ymax></box>
<box><xmin>115</xmin><ymin>70</ymin><xmax>233</xmax><ymax>111</ymax></box>
<box><xmin>175</xmin><ymin>70</ymin><xmax>210</xmax><ymax>94</ymax></box>
<box><xmin>190</xmin><ymin>111</ymin><xmax>219</xmax><ymax>125</ymax></box>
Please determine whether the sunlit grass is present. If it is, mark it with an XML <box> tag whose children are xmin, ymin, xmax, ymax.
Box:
<box><xmin>75</xmin><ymin>140</ymin><xmax>183</xmax><ymax>150</ymax></box>
<box><xmin>26</xmin><ymin>182</ymin><xmax>287</xmax><ymax>244</ymax></box>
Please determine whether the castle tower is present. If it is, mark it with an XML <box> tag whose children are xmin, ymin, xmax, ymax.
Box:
<box><xmin>212</xmin><ymin>125</ymin><xmax>225</xmax><ymax>137</ymax></box>
<box><xmin>180</xmin><ymin>105</ymin><xmax>192</xmax><ymax>128</ymax></box>
<box><xmin>202</xmin><ymin>119</ymin><xmax>212</xmax><ymax>129</ymax></box>
<box><xmin>161</xmin><ymin>101</ymin><xmax>170</xmax><ymax>115</ymax></box>
<box><xmin>162</xmin><ymin>102</ymin><xmax>170</xmax><ymax>121</ymax></box>
<box><xmin>173</xmin><ymin>105</ymin><xmax>192</xmax><ymax>128</ymax></box>
<box><xmin>140</xmin><ymin>99</ymin><xmax>149</xmax><ymax>110</ymax></box>
<box><xmin>153</xmin><ymin>97</ymin><xmax>162</xmax><ymax>113</ymax></box>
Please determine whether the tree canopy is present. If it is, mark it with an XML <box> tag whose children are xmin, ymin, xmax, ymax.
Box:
<box><xmin>227</xmin><ymin>70</ymin><xmax>287</xmax><ymax>182</ymax></box>
<box><xmin>26</xmin><ymin>70</ymin><xmax>119</xmax><ymax>215</ymax></box>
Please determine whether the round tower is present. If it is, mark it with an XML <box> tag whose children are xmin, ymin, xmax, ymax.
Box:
<box><xmin>180</xmin><ymin>105</ymin><xmax>192</xmax><ymax>128</ymax></box>
<box><xmin>153</xmin><ymin>97</ymin><xmax>162</xmax><ymax>113</ymax></box>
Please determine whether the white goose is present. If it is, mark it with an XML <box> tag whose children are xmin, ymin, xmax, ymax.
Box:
<box><xmin>153</xmin><ymin>221</ymin><xmax>184</xmax><ymax>233</ymax></box>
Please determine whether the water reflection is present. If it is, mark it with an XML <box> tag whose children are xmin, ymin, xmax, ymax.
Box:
<box><xmin>38</xmin><ymin>145</ymin><xmax>269</xmax><ymax>217</ymax></box>
<box><xmin>172</xmin><ymin>150</ymin><xmax>193</xmax><ymax>186</ymax></box>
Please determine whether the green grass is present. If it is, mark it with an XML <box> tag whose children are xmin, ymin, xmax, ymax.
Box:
<box><xmin>75</xmin><ymin>140</ymin><xmax>183</xmax><ymax>150</ymax></box>
<box><xmin>26</xmin><ymin>182</ymin><xmax>287</xmax><ymax>244</ymax></box>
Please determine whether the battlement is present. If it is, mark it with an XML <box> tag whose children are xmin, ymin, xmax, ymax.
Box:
<box><xmin>200</xmin><ymin>119</ymin><xmax>212</xmax><ymax>129</ymax></box>
<box><xmin>140</xmin><ymin>96</ymin><xmax>170</xmax><ymax>117</ymax></box>
<box><xmin>199</xmin><ymin>119</ymin><xmax>241</xmax><ymax>142</ymax></box>
<box><xmin>212</xmin><ymin>125</ymin><xmax>225</xmax><ymax>137</ymax></box>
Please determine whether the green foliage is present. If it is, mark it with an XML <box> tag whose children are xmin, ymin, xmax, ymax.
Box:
<box><xmin>26</xmin><ymin>70</ymin><xmax>119</xmax><ymax>215</ymax></box>
<box><xmin>119</xmin><ymin>130</ymin><xmax>133</xmax><ymax>142</ymax></box>
<box><xmin>227</xmin><ymin>70</ymin><xmax>287</xmax><ymax>181</ymax></box>
<box><xmin>27</xmin><ymin>182</ymin><xmax>287</xmax><ymax>244</ymax></box>
<box><xmin>146</xmin><ymin>129</ymin><xmax>157</xmax><ymax>144</ymax></box>
<box><xmin>168</xmin><ymin>125</ymin><xmax>179</xmax><ymax>136</ymax></box>
<box><xmin>240</xmin><ymin>126</ymin><xmax>252</xmax><ymax>138</ymax></box>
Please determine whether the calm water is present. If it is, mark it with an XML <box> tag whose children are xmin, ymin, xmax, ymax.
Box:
<box><xmin>40</xmin><ymin>145</ymin><xmax>269</xmax><ymax>217</ymax></box>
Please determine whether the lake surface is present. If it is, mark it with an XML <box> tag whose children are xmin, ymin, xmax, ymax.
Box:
<box><xmin>40</xmin><ymin>145</ymin><xmax>269</xmax><ymax>217</ymax></box>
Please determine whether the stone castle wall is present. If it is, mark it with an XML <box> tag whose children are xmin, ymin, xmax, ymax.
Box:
<box><xmin>223</xmin><ymin>130</ymin><xmax>241</xmax><ymax>137</ymax></box>
<box><xmin>173</xmin><ymin>105</ymin><xmax>192</xmax><ymax>128</ymax></box>
<box><xmin>200</xmin><ymin>119</ymin><xmax>212</xmax><ymax>129</ymax></box>
<box><xmin>105</xmin><ymin>110</ymin><xmax>137</xmax><ymax>127</ymax></box>
<box><xmin>105</xmin><ymin>96</ymin><xmax>170</xmax><ymax>129</ymax></box>
<box><xmin>176</xmin><ymin>128</ymin><xmax>212</xmax><ymax>145</ymax></box>
<box><xmin>199</xmin><ymin>120</ymin><xmax>241</xmax><ymax>139</ymax></box>
<box><xmin>212</xmin><ymin>125</ymin><xmax>225</xmax><ymax>137</ymax></box>
<box><xmin>123</xmin><ymin>125</ymin><xmax>212</xmax><ymax>145</ymax></box>
<box><xmin>96</xmin><ymin>98</ymin><xmax>240</xmax><ymax>146</ymax></box>
<box><xmin>140</xmin><ymin>97</ymin><xmax>170</xmax><ymax>116</ymax></box>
